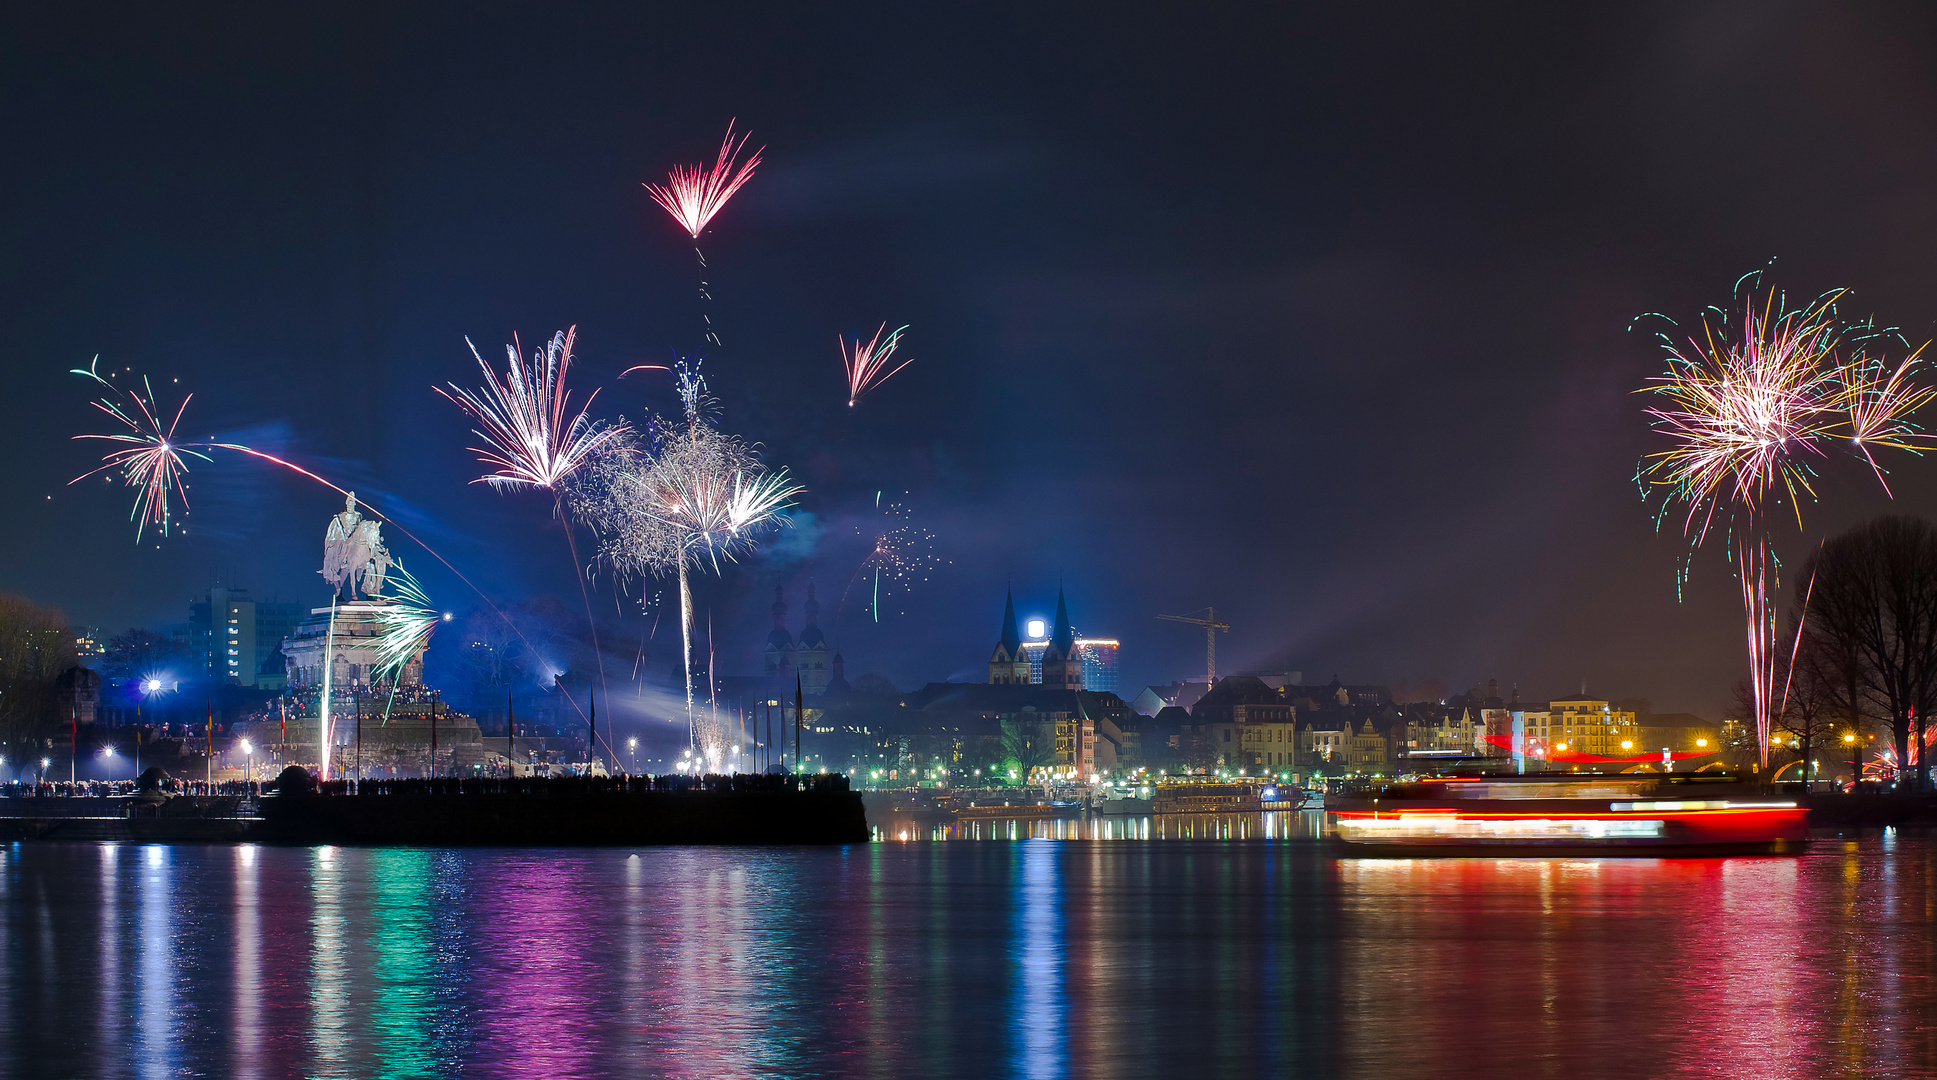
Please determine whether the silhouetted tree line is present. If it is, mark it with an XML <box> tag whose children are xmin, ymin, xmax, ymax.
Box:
<box><xmin>1793</xmin><ymin>515</ymin><xmax>1937</xmax><ymax>792</ymax></box>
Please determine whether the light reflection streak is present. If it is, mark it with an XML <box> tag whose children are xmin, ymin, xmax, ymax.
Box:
<box><xmin>308</xmin><ymin>846</ymin><xmax>350</xmax><ymax>1073</ymax></box>
<box><xmin>232</xmin><ymin>845</ymin><xmax>262</xmax><ymax>1078</ymax></box>
<box><xmin>476</xmin><ymin>854</ymin><xmax>601</xmax><ymax>1076</ymax></box>
<box><xmin>1710</xmin><ymin>858</ymin><xmax>1806</xmax><ymax>1078</ymax></box>
<box><xmin>96</xmin><ymin>846</ymin><xmax>122</xmax><ymax>1067</ymax></box>
<box><xmin>135</xmin><ymin>845</ymin><xmax>175</xmax><ymax>1079</ymax></box>
<box><xmin>1013</xmin><ymin>843</ymin><xmax>1066</xmax><ymax>1080</ymax></box>
<box><xmin>370</xmin><ymin>851</ymin><xmax>439</xmax><ymax>1076</ymax></box>
<box><xmin>876</xmin><ymin>810</ymin><xmax>1329</xmax><ymax>843</ymax></box>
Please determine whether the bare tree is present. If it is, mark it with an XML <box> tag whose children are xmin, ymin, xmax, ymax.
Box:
<box><xmin>0</xmin><ymin>596</ymin><xmax>77</xmax><ymax>750</ymax></box>
<box><xmin>1798</xmin><ymin>516</ymin><xmax>1937</xmax><ymax>792</ymax></box>
<box><xmin>1770</xmin><ymin>632</ymin><xmax>1843</xmax><ymax>786</ymax></box>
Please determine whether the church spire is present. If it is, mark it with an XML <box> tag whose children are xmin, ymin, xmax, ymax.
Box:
<box><xmin>1051</xmin><ymin>587</ymin><xmax>1074</xmax><ymax>653</ymax></box>
<box><xmin>999</xmin><ymin>588</ymin><xmax>1021</xmax><ymax>654</ymax></box>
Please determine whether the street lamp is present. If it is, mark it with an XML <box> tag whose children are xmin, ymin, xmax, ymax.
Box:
<box><xmin>240</xmin><ymin>739</ymin><xmax>254</xmax><ymax>783</ymax></box>
<box><xmin>1845</xmin><ymin>732</ymin><xmax>1860</xmax><ymax>787</ymax></box>
<box><xmin>628</xmin><ymin>737</ymin><xmax>638</xmax><ymax>776</ymax></box>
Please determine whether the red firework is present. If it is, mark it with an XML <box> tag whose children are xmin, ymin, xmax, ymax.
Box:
<box><xmin>643</xmin><ymin>120</ymin><xmax>763</xmax><ymax>238</ymax></box>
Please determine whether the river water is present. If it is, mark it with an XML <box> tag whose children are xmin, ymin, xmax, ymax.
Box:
<box><xmin>2</xmin><ymin>814</ymin><xmax>1932</xmax><ymax>1079</ymax></box>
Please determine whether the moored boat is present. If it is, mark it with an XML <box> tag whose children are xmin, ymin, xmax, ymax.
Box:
<box><xmin>1154</xmin><ymin>777</ymin><xmax>1309</xmax><ymax>814</ymax></box>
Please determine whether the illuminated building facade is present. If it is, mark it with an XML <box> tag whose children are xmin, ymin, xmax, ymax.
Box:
<box><xmin>1076</xmin><ymin>640</ymin><xmax>1119</xmax><ymax>693</ymax></box>
<box><xmin>188</xmin><ymin>586</ymin><xmax>303</xmax><ymax>688</ymax></box>
<box><xmin>1524</xmin><ymin>696</ymin><xmax>1638</xmax><ymax>759</ymax></box>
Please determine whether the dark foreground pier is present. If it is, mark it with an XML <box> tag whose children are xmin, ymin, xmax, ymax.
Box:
<box><xmin>0</xmin><ymin>771</ymin><xmax>871</xmax><ymax>845</ymax></box>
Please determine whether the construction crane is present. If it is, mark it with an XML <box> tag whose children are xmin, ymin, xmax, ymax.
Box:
<box><xmin>1156</xmin><ymin>607</ymin><xmax>1230</xmax><ymax>685</ymax></box>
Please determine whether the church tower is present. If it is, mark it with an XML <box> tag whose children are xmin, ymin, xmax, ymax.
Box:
<box><xmin>989</xmin><ymin>588</ymin><xmax>1031</xmax><ymax>684</ymax></box>
<box><xmin>1039</xmin><ymin>587</ymin><xmax>1083</xmax><ymax>690</ymax></box>
<box><xmin>762</xmin><ymin>585</ymin><xmax>795</xmax><ymax>679</ymax></box>
<box><xmin>825</xmin><ymin>650</ymin><xmax>851</xmax><ymax>697</ymax></box>
<box><xmin>797</xmin><ymin>581</ymin><xmax>831</xmax><ymax>694</ymax></box>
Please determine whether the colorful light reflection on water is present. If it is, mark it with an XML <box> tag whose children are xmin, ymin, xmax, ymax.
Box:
<box><xmin>0</xmin><ymin>828</ymin><xmax>1933</xmax><ymax>1078</ymax></box>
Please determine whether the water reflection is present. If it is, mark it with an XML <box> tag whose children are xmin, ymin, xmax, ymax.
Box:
<box><xmin>232</xmin><ymin>845</ymin><xmax>261</xmax><ymax>1080</ymax></box>
<box><xmin>878</xmin><ymin>809</ymin><xmax>1329</xmax><ymax>842</ymax></box>
<box><xmin>0</xmin><ymin>834</ymin><xmax>1932</xmax><ymax>1077</ymax></box>
<box><xmin>1014</xmin><ymin>843</ymin><xmax>1065</xmax><ymax>1079</ymax></box>
<box><xmin>135</xmin><ymin>844</ymin><xmax>173</xmax><ymax>1079</ymax></box>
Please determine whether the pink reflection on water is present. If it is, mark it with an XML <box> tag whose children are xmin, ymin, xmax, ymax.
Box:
<box><xmin>465</xmin><ymin>853</ymin><xmax>604</xmax><ymax>1077</ymax></box>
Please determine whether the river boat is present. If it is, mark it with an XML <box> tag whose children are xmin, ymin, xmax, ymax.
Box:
<box><xmin>1153</xmin><ymin>777</ymin><xmax>1309</xmax><ymax>814</ymax></box>
<box><xmin>954</xmin><ymin>800</ymin><xmax>1078</xmax><ymax>820</ymax></box>
<box><xmin>1327</xmin><ymin>773</ymin><xmax>1806</xmax><ymax>854</ymax></box>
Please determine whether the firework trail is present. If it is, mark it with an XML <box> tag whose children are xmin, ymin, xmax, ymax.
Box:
<box><xmin>623</xmin><ymin>356</ymin><xmax>716</xmax><ymax>427</ymax></box>
<box><xmin>437</xmin><ymin>326</ymin><xmax>627</xmax><ymax>706</ymax></box>
<box><xmin>1638</xmin><ymin>274</ymin><xmax>1935</xmax><ymax>767</ymax></box>
<box><xmin>68</xmin><ymin>357</ymin><xmax>212</xmax><ymax>543</ymax></box>
<box><xmin>568</xmin><ymin>418</ymin><xmax>801</xmax><ymax>759</ymax></box>
<box><xmin>644</xmin><ymin>121</ymin><xmax>763</xmax><ymax>352</ymax></box>
<box><xmin>841</xmin><ymin>323</ymin><xmax>915</xmax><ymax>407</ymax></box>
<box><xmin>838</xmin><ymin>492</ymin><xmax>948</xmax><ymax>624</ymax></box>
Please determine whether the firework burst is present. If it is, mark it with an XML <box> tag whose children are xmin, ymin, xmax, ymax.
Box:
<box><xmin>1833</xmin><ymin>344</ymin><xmax>1937</xmax><ymax>494</ymax></box>
<box><xmin>69</xmin><ymin>357</ymin><xmax>212</xmax><ymax>542</ymax></box>
<box><xmin>840</xmin><ymin>493</ymin><xmax>947</xmax><ymax>623</ymax></box>
<box><xmin>1637</xmin><ymin>289</ymin><xmax>1845</xmax><ymax>540</ymax></box>
<box><xmin>841</xmin><ymin>323</ymin><xmax>915</xmax><ymax>406</ymax></box>
<box><xmin>436</xmin><ymin>326</ymin><xmax>624</xmax><ymax>491</ymax></box>
<box><xmin>568</xmin><ymin>421</ymin><xmax>802</xmax><ymax>756</ymax></box>
<box><xmin>643</xmin><ymin>120</ymin><xmax>763</xmax><ymax>239</ymax></box>
<box><xmin>369</xmin><ymin>563</ymin><xmax>441</xmax><ymax>686</ymax></box>
<box><xmin>1638</xmin><ymin>275</ymin><xmax>1937</xmax><ymax>767</ymax></box>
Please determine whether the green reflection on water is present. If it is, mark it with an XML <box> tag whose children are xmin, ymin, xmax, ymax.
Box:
<box><xmin>369</xmin><ymin>850</ymin><xmax>437</xmax><ymax>1079</ymax></box>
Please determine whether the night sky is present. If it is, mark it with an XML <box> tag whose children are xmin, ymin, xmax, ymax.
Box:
<box><xmin>8</xmin><ymin>3</ymin><xmax>1937</xmax><ymax>719</ymax></box>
